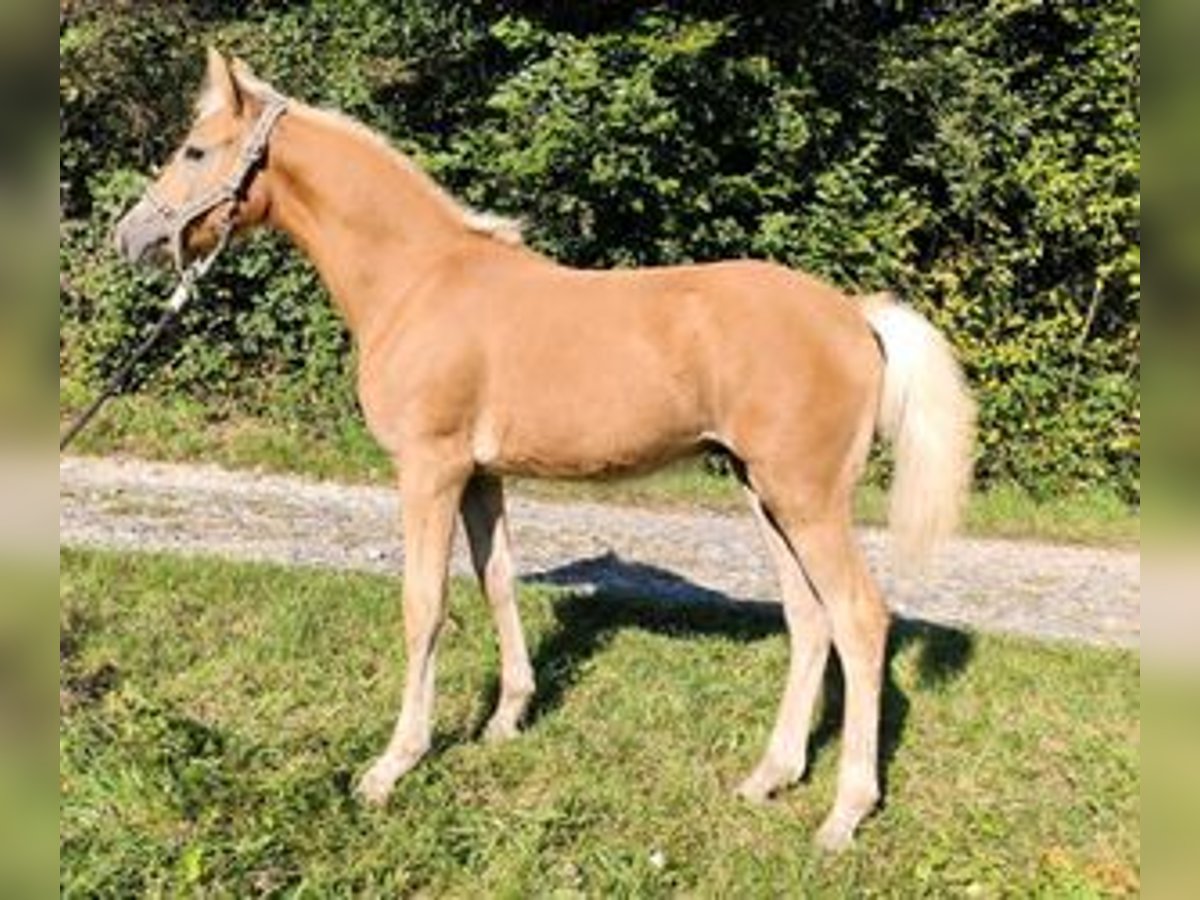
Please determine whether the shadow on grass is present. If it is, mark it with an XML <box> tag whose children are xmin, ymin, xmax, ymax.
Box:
<box><xmin>515</xmin><ymin>551</ymin><xmax>975</xmax><ymax>796</ymax></box>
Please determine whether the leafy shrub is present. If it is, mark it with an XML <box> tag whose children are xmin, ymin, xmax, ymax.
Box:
<box><xmin>59</xmin><ymin>0</ymin><xmax>1140</xmax><ymax>501</ymax></box>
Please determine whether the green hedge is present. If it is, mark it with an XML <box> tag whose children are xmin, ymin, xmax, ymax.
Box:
<box><xmin>60</xmin><ymin>0</ymin><xmax>1140</xmax><ymax>501</ymax></box>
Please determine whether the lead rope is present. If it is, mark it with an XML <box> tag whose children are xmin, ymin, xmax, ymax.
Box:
<box><xmin>59</xmin><ymin>217</ymin><xmax>234</xmax><ymax>451</ymax></box>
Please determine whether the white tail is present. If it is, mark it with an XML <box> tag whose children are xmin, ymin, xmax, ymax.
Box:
<box><xmin>862</xmin><ymin>292</ymin><xmax>976</xmax><ymax>571</ymax></box>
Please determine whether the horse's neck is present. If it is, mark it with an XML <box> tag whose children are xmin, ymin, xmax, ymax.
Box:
<box><xmin>266</xmin><ymin>107</ymin><xmax>463</xmax><ymax>336</ymax></box>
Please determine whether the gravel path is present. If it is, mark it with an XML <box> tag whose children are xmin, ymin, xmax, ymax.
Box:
<box><xmin>60</xmin><ymin>455</ymin><xmax>1139</xmax><ymax>648</ymax></box>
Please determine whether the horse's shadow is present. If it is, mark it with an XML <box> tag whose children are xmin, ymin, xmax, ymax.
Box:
<box><xmin>488</xmin><ymin>551</ymin><xmax>974</xmax><ymax>794</ymax></box>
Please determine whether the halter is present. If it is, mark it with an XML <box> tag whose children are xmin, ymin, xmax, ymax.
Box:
<box><xmin>144</xmin><ymin>91</ymin><xmax>289</xmax><ymax>272</ymax></box>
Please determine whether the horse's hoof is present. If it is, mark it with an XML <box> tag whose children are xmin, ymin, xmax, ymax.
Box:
<box><xmin>355</xmin><ymin>755</ymin><xmax>412</xmax><ymax>806</ymax></box>
<box><xmin>352</xmin><ymin>763</ymin><xmax>396</xmax><ymax>806</ymax></box>
<box><xmin>813</xmin><ymin>815</ymin><xmax>857</xmax><ymax>853</ymax></box>
<box><xmin>482</xmin><ymin>716</ymin><xmax>521</xmax><ymax>744</ymax></box>
<box><xmin>735</xmin><ymin>755</ymin><xmax>805</xmax><ymax>805</ymax></box>
<box><xmin>734</xmin><ymin>771</ymin><xmax>774</xmax><ymax>805</ymax></box>
<box><xmin>356</xmin><ymin>770</ymin><xmax>394</xmax><ymax>806</ymax></box>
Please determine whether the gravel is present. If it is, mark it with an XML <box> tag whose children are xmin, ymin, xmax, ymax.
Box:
<box><xmin>60</xmin><ymin>455</ymin><xmax>1139</xmax><ymax>648</ymax></box>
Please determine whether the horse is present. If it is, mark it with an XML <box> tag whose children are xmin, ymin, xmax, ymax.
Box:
<box><xmin>114</xmin><ymin>49</ymin><xmax>975</xmax><ymax>851</ymax></box>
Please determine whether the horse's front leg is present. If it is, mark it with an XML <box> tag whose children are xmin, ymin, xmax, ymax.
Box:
<box><xmin>357</xmin><ymin>452</ymin><xmax>470</xmax><ymax>806</ymax></box>
<box><xmin>461</xmin><ymin>474</ymin><xmax>535</xmax><ymax>741</ymax></box>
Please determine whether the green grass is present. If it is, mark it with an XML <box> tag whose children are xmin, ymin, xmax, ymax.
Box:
<box><xmin>61</xmin><ymin>548</ymin><xmax>1139</xmax><ymax>896</ymax></box>
<box><xmin>60</xmin><ymin>391</ymin><xmax>1139</xmax><ymax>546</ymax></box>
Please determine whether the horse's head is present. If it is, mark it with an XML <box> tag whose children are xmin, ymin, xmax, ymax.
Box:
<box><xmin>114</xmin><ymin>48</ymin><xmax>287</xmax><ymax>269</ymax></box>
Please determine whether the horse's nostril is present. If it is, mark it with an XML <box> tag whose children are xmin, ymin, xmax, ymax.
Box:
<box><xmin>114</xmin><ymin>209</ymin><xmax>136</xmax><ymax>255</ymax></box>
<box><xmin>114</xmin><ymin>223</ymin><xmax>150</xmax><ymax>265</ymax></box>
<box><xmin>114</xmin><ymin>222</ymin><xmax>137</xmax><ymax>262</ymax></box>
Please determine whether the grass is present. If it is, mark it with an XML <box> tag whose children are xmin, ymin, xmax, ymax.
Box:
<box><xmin>60</xmin><ymin>390</ymin><xmax>1140</xmax><ymax>546</ymax></box>
<box><xmin>61</xmin><ymin>548</ymin><xmax>1139</xmax><ymax>896</ymax></box>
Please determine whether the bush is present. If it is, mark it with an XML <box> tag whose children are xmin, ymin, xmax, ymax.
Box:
<box><xmin>59</xmin><ymin>0</ymin><xmax>1140</xmax><ymax>502</ymax></box>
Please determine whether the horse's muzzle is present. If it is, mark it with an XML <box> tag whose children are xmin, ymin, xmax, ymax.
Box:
<box><xmin>113</xmin><ymin>198</ymin><xmax>170</xmax><ymax>266</ymax></box>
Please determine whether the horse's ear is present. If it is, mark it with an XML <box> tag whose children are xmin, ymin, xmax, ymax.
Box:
<box><xmin>203</xmin><ymin>46</ymin><xmax>243</xmax><ymax>116</ymax></box>
<box><xmin>230</xmin><ymin>57</ymin><xmax>255</xmax><ymax>81</ymax></box>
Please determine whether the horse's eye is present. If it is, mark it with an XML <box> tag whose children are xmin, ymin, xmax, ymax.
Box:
<box><xmin>183</xmin><ymin>145</ymin><xmax>206</xmax><ymax>162</ymax></box>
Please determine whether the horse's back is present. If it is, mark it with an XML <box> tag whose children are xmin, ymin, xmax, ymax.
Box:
<box><xmin>459</xmin><ymin>252</ymin><xmax>875</xmax><ymax>375</ymax></box>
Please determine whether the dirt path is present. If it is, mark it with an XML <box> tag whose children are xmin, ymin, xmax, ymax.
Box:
<box><xmin>60</xmin><ymin>455</ymin><xmax>1139</xmax><ymax>648</ymax></box>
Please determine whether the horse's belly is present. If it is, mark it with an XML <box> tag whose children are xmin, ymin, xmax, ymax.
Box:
<box><xmin>475</xmin><ymin>382</ymin><xmax>705</xmax><ymax>479</ymax></box>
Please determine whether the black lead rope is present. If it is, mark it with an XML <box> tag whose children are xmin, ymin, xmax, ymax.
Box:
<box><xmin>59</xmin><ymin>224</ymin><xmax>232</xmax><ymax>452</ymax></box>
<box><xmin>59</xmin><ymin>301</ymin><xmax>186</xmax><ymax>451</ymax></box>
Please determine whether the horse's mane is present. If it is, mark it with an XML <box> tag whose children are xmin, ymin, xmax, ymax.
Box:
<box><xmin>197</xmin><ymin>66</ymin><xmax>525</xmax><ymax>247</ymax></box>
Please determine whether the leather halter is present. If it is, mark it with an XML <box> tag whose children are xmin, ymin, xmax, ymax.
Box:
<box><xmin>144</xmin><ymin>92</ymin><xmax>289</xmax><ymax>271</ymax></box>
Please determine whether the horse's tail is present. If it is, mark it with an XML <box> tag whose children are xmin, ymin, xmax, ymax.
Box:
<box><xmin>861</xmin><ymin>292</ymin><xmax>976</xmax><ymax>570</ymax></box>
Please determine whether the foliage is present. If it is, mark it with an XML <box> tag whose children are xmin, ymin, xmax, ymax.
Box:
<box><xmin>59</xmin><ymin>0</ymin><xmax>1140</xmax><ymax>501</ymax></box>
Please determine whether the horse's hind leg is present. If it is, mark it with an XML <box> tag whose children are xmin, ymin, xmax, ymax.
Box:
<box><xmin>735</xmin><ymin>486</ymin><xmax>832</xmax><ymax>802</ymax></box>
<box><xmin>461</xmin><ymin>474</ymin><xmax>535</xmax><ymax>741</ymax></box>
<box><xmin>784</xmin><ymin>516</ymin><xmax>889</xmax><ymax>851</ymax></box>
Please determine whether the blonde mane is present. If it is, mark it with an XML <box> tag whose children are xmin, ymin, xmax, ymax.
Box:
<box><xmin>197</xmin><ymin>67</ymin><xmax>524</xmax><ymax>246</ymax></box>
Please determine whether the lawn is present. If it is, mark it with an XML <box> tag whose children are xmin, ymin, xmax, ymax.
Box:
<box><xmin>60</xmin><ymin>549</ymin><xmax>1139</xmax><ymax>896</ymax></box>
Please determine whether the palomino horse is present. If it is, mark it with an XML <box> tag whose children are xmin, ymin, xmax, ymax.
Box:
<box><xmin>115</xmin><ymin>50</ymin><xmax>975</xmax><ymax>850</ymax></box>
